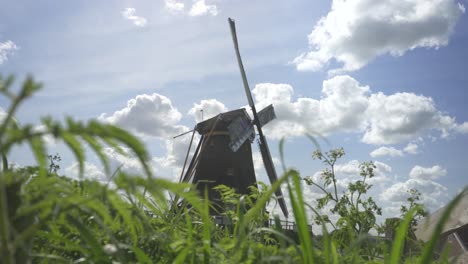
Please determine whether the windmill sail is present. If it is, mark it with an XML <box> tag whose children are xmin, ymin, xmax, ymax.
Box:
<box><xmin>228</xmin><ymin>18</ymin><xmax>289</xmax><ymax>218</ymax></box>
<box><xmin>257</xmin><ymin>104</ymin><xmax>276</xmax><ymax>127</ymax></box>
<box><xmin>228</xmin><ymin>115</ymin><xmax>254</xmax><ymax>152</ymax></box>
<box><xmin>228</xmin><ymin>104</ymin><xmax>276</xmax><ymax>152</ymax></box>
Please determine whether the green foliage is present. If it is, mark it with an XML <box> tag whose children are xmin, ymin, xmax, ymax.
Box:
<box><xmin>304</xmin><ymin>148</ymin><xmax>382</xmax><ymax>256</ymax></box>
<box><xmin>400</xmin><ymin>189</ymin><xmax>428</xmax><ymax>232</ymax></box>
<box><xmin>0</xmin><ymin>75</ymin><xmax>465</xmax><ymax>263</ymax></box>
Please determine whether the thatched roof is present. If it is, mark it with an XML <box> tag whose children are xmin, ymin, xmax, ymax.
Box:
<box><xmin>415</xmin><ymin>191</ymin><xmax>468</xmax><ymax>242</ymax></box>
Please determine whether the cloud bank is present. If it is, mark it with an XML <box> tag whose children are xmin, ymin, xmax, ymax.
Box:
<box><xmin>293</xmin><ymin>0</ymin><xmax>465</xmax><ymax>73</ymax></box>
<box><xmin>253</xmin><ymin>75</ymin><xmax>468</xmax><ymax>145</ymax></box>
<box><xmin>381</xmin><ymin>164</ymin><xmax>449</xmax><ymax>212</ymax></box>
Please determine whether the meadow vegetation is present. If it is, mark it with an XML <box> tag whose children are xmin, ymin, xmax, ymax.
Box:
<box><xmin>1</xmin><ymin>75</ymin><xmax>466</xmax><ymax>263</ymax></box>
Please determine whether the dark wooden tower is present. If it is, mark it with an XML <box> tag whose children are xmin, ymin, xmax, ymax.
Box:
<box><xmin>180</xmin><ymin>109</ymin><xmax>257</xmax><ymax>212</ymax></box>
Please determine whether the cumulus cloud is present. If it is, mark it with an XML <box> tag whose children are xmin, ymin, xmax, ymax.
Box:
<box><xmin>403</xmin><ymin>143</ymin><xmax>419</xmax><ymax>154</ymax></box>
<box><xmin>165</xmin><ymin>0</ymin><xmax>185</xmax><ymax>13</ymax></box>
<box><xmin>65</xmin><ymin>161</ymin><xmax>107</xmax><ymax>183</ymax></box>
<box><xmin>0</xmin><ymin>40</ymin><xmax>18</xmax><ymax>64</ymax></box>
<box><xmin>189</xmin><ymin>0</ymin><xmax>218</xmax><ymax>16</ymax></box>
<box><xmin>293</xmin><ymin>0</ymin><xmax>465</xmax><ymax>73</ymax></box>
<box><xmin>99</xmin><ymin>93</ymin><xmax>186</xmax><ymax>138</ymax></box>
<box><xmin>370</xmin><ymin>146</ymin><xmax>403</xmax><ymax>158</ymax></box>
<box><xmin>103</xmin><ymin>147</ymin><xmax>144</xmax><ymax>172</ymax></box>
<box><xmin>370</xmin><ymin>143</ymin><xmax>420</xmax><ymax>158</ymax></box>
<box><xmin>164</xmin><ymin>0</ymin><xmax>218</xmax><ymax>17</ymax></box>
<box><xmin>253</xmin><ymin>75</ymin><xmax>467</xmax><ymax>145</ymax></box>
<box><xmin>409</xmin><ymin>165</ymin><xmax>447</xmax><ymax>180</ymax></box>
<box><xmin>363</xmin><ymin>92</ymin><xmax>454</xmax><ymax>144</ymax></box>
<box><xmin>455</xmin><ymin>122</ymin><xmax>468</xmax><ymax>133</ymax></box>
<box><xmin>121</xmin><ymin>8</ymin><xmax>148</xmax><ymax>27</ymax></box>
<box><xmin>381</xmin><ymin>178</ymin><xmax>449</xmax><ymax>212</ymax></box>
<box><xmin>33</xmin><ymin>124</ymin><xmax>57</xmax><ymax>147</ymax></box>
<box><xmin>381</xmin><ymin>164</ymin><xmax>449</xmax><ymax>213</ymax></box>
<box><xmin>188</xmin><ymin>99</ymin><xmax>228</xmax><ymax>123</ymax></box>
<box><xmin>253</xmin><ymin>77</ymin><xmax>369</xmax><ymax>138</ymax></box>
<box><xmin>153</xmin><ymin>135</ymin><xmax>199</xmax><ymax>179</ymax></box>
<box><xmin>335</xmin><ymin>159</ymin><xmax>361</xmax><ymax>175</ymax></box>
<box><xmin>307</xmin><ymin>159</ymin><xmax>392</xmax><ymax>195</ymax></box>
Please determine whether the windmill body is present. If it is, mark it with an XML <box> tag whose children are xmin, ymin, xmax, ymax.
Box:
<box><xmin>189</xmin><ymin>109</ymin><xmax>257</xmax><ymax>213</ymax></box>
<box><xmin>177</xmin><ymin>18</ymin><xmax>288</xmax><ymax>218</ymax></box>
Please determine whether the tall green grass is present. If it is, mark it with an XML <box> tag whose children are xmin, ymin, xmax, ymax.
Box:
<box><xmin>1</xmin><ymin>75</ymin><xmax>466</xmax><ymax>263</ymax></box>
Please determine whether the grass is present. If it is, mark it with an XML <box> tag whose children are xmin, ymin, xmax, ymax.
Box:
<box><xmin>1</xmin><ymin>75</ymin><xmax>466</xmax><ymax>263</ymax></box>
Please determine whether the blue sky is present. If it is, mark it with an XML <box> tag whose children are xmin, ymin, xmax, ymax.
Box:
<box><xmin>1</xmin><ymin>0</ymin><xmax>467</xmax><ymax>220</ymax></box>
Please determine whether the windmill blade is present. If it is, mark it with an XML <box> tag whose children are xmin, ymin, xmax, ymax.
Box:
<box><xmin>228</xmin><ymin>18</ymin><xmax>255</xmax><ymax>109</ymax></box>
<box><xmin>257</xmin><ymin>104</ymin><xmax>276</xmax><ymax>127</ymax></box>
<box><xmin>228</xmin><ymin>114</ymin><xmax>255</xmax><ymax>152</ymax></box>
<box><xmin>227</xmin><ymin>105</ymin><xmax>275</xmax><ymax>152</ymax></box>
<box><xmin>258</xmin><ymin>137</ymin><xmax>289</xmax><ymax>218</ymax></box>
<box><xmin>229</xmin><ymin>18</ymin><xmax>288</xmax><ymax>218</ymax></box>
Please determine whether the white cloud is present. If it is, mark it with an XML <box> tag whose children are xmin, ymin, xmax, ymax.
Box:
<box><xmin>293</xmin><ymin>0</ymin><xmax>465</xmax><ymax>73</ymax></box>
<box><xmin>254</xmin><ymin>75</ymin><xmax>467</xmax><ymax>145</ymax></box>
<box><xmin>381</xmin><ymin>164</ymin><xmax>449</xmax><ymax>213</ymax></box>
<box><xmin>99</xmin><ymin>93</ymin><xmax>186</xmax><ymax>138</ymax></box>
<box><xmin>370</xmin><ymin>143</ymin><xmax>420</xmax><ymax>158</ymax></box>
<box><xmin>103</xmin><ymin>147</ymin><xmax>144</xmax><ymax>172</ymax></box>
<box><xmin>335</xmin><ymin>159</ymin><xmax>361</xmax><ymax>175</ymax></box>
<box><xmin>374</xmin><ymin>161</ymin><xmax>392</xmax><ymax>175</ymax></box>
<box><xmin>455</xmin><ymin>122</ymin><xmax>468</xmax><ymax>134</ymax></box>
<box><xmin>380</xmin><ymin>178</ymin><xmax>449</xmax><ymax>212</ymax></box>
<box><xmin>409</xmin><ymin>165</ymin><xmax>447</xmax><ymax>180</ymax></box>
<box><xmin>363</xmin><ymin>92</ymin><xmax>455</xmax><ymax>144</ymax></box>
<box><xmin>33</xmin><ymin>124</ymin><xmax>57</xmax><ymax>147</ymax></box>
<box><xmin>165</xmin><ymin>0</ymin><xmax>185</xmax><ymax>13</ymax></box>
<box><xmin>188</xmin><ymin>99</ymin><xmax>228</xmax><ymax>123</ymax></box>
<box><xmin>121</xmin><ymin>8</ymin><xmax>148</xmax><ymax>27</ymax></box>
<box><xmin>403</xmin><ymin>143</ymin><xmax>419</xmax><ymax>154</ymax></box>
<box><xmin>100</xmin><ymin>134</ymin><xmax>199</xmax><ymax>181</ymax></box>
<box><xmin>252</xmin><ymin>77</ymin><xmax>370</xmax><ymax>139</ymax></box>
<box><xmin>65</xmin><ymin>161</ymin><xmax>107</xmax><ymax>183</ymax></box>
<box><xmin>252</xmin><ymin>150</ymin><xmax>281</xmax><ymax>182</ymax></box>
<box><xmin>0</xmin><ymin>40</ymin><xmax>18</xmax><ymax>64</ymax></box>
<box><xmin>308</xmin><ymin>159</ymin><xmax>392</xmax><ymax>194</ymax></box>
<box><xmin>370</xmin><ymin>146</ymin><xmax>403</xmax><ymax>158</ymax></box>
<box><xmin>153</xmin><ymin>135</ymin><xmax>199</xmax><ymax>179</ymax></box>
<box><xmin>189</xmin><ymin>0</ymin><xmax>218</xmax><ymax>17</ymax></box>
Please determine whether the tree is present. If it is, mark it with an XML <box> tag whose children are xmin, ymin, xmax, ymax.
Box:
<box><xmin>400</xmin><ymin>188</ymin><xmax>428</xmax><ymax>232</ymax></box>
<box><xmin>304</xmin><ymin>148</ymin><xmax>382</xmax><ymax>256</ymax></box>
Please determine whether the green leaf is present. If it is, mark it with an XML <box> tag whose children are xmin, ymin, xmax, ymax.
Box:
<box><xmin>62</xmin><ymin>132</ymin><xmax>85</xmax><ymax>177</ymax></box>
<box><xmin>131</xmin><ymin>245</ymin><xmax>153</xmax><ymax>264</ymax></box>
<box><xmin>389</xmin><ymin>207</ymin><xmax>416</xmax><ymax>264</ymax></box>
<box><xmin>27</xmin><ymin>134</ymin><xmax>48</xmax><ymax>176</ymax></box>
<box><xmin>81</xmin><ymin>134</ymin><xmax>110</xmax><ymax>176</ymax></box>
<box><xmin>286</xmin><ymin>170</ymin><xmax>314</xmax><ymax>264</ymax></box>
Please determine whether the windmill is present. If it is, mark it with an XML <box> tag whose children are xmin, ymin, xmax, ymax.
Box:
<box><xmin>176</xmin><ymin>18</ymin><xmax>288</xmax><ymax>218</ymax></box>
